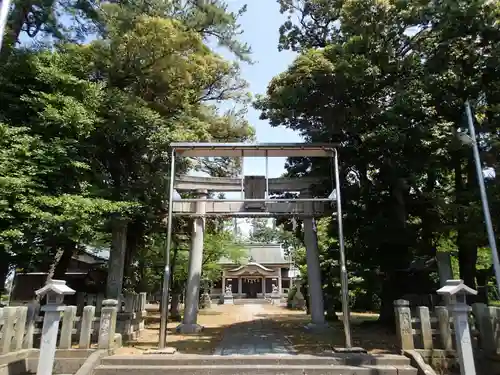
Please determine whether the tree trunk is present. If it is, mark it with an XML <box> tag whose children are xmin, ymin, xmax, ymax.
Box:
<box><xmin>378</xmin><ymin>174</ymin><xmax>411</xmax><ymax>326</ymax></box>
<box><xmin>123</xmin><ymin>218</ymin><xmax>145</xmax><ymax>292</ymax></box>
<box><xmin>475</xmin><ymin>269</ymin><xmax>490</xmax><ymax>304</ymax></box>
<box><xmin>0</xmin><ymin>249</ymin><xmax>11</xmax><ymax>296</ymax></box>
<box><xmin>168</xmin><ymin>242</ymin><xmax>181</xmax><ymax>319</ymax></box>
<box><xmin>34</xmin><ymin>246</ymin><xmax>64</xmax><ymax>303</ymax></box>
<box><xmin>106</xmin><ymin>219</ymin><xmax>128</xmax><ymax>299</ymax></box>
<box><xmin>422</xmin><ymin>171</ymin><xmax>437</xmax><ymax>257</ymax></box>
<box><xmin>53</xmin><ymin>241</ymin><xmax>76</xmax><ymax>280</ymax></box>
<box><xmin>456</xmin><ymin>155</ymin><xmax>478</xmax><ymax>302</ymax></box>
<box><xmin>169</xmin><ymin>284</ymin><xmax>182</xmax><ymax>322</ymax></box>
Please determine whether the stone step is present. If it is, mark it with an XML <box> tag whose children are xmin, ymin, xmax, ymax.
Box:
<box><xmin>94</xmin><ymin>364</ymin><xmax>417</xmax><ymax>375</ymax></box>
<box><xmin>233</xmin><ymin>299</ymin><xmax>271</xmax><ymax>305</ymax></box>
<box><xmin>102</xmin><ymin>354</ymin><xmax>411</xmax><ymax>367</ymax></box>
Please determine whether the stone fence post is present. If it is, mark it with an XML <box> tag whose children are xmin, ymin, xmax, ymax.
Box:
<box><xmin>98</xmin><ymin>299</ymin><xmax>119</xmax><ymax>350</ymax></box>
<box><xmin>472</xmin><ymin>303</ymin><xmax>500</xmax><ymax>355</ymax></box>
<box><xmin>78</xmin><ymin>305</ymin><xmax>96</xmax><ymax>349</ymax></box>
<box><xmin>394</xmin><ymin>299</ymin><xmax>414</xmax><ymax>351</ymax></box>
<box><xmin>23</xmin><ymin>303</ymin><xmax>39</xmax><ymax>349</ymax></box>
<box><xmin>0</xmin><ymin>306</ymin><xmax>27</xmax><ymax>353</ymax></box>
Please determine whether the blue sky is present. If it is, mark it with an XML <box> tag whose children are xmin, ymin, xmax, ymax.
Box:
<box><xmin>215</xmin><ymin>0</ymin><xmax>302</xmax><ymax>178</ymax></box>
<box><xmin>210</xmin><ymin>0</ymin><xmax>302</xmax><ymax>234</ymax></box>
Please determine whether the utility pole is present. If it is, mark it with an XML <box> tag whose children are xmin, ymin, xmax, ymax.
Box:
<box><xmin>464</xmin><ymin>101</ymin><xmax>500</xmax><ymax>295</ymax></box>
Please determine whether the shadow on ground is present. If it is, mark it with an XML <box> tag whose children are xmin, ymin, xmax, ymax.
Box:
<box><xmin>144</xmin><ymin>310</ymin><xmax>222</xmax><ymax>325</ymax></box>
<box><xmin>252</xmin><ymin>312</ymin><xmax>398</xmax><ymax>355</ymax></box>
<box><xmin>124</xmin><ymin>309</ymin><xmax>398</xmax><ymax>355</ymax></box>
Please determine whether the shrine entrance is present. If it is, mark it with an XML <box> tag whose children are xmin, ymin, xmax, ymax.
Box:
<box><xmin>242</xmin><ymin>277</ymin><xmax>262</xmax><ymax>298</ymax></box>
<box><xmin>159</xmin><ymin>142</ymin><xmax>353</xmax><ymax>351</ymax></box>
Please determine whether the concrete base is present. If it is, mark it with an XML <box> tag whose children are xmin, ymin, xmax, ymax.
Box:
<box><xmin>223</xmin><ymin>296</ymin><xmax>234</xmax><ymax>305</ymax></box>
<box><xmin>304</xmin><ymin>322</ymin><xmax>329</xmax><ymax>331</ymax></box>
<box><xmin>333</xmin><ymin>347</ymin><xmax>367</xmax><ymax>354</ymax></box>
<box><xmin>175</xmin><ymin>323</ymin><xmax>204</xmax><ymax>334</ymax></box>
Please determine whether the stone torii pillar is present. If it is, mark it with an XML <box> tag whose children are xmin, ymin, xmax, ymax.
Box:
<box><xmin>302</xmin><ymin>191</ymin><xmax>326</xmax><ymax>326</ymax></box>
<box><xmin>176</xmin><ymin>189</ymin><xmax>207</xmax><ymax>333</ymax></box>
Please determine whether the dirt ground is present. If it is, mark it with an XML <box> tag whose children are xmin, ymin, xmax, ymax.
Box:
<box><xmin>114</xmin><ymin>304</ymin><xmax>398</xmax><ymax>355</ymax></box>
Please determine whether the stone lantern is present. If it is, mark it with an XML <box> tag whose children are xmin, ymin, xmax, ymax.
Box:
<box><xmin>35</xmin><ymin>279</ymin><xmax>76</xmax><ymax>375</ymax></box>
<box><xmin>437</xmin><ymin>279</ymin><xmax>477</xmax><ymax>375</ymax></box>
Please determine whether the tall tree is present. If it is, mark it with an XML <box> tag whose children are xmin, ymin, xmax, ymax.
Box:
<box><xmin>256</xmin><ymin>0</ymin><xmax>500</xmax><ymax>322</ymax></box>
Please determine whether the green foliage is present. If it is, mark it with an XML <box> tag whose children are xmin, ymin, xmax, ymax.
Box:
<box><xmin>257</xmin><ymin>0</ymin><xmax>500</xmax><ymax>316</ymax></box>
<box><xmin>0</xmin><ymin>0</ymin><xmax>254</xmax><ymax>293</ymax></box>
<box><xmin>203</xmin><ymin>228</ymin><xmax>247</xmax><ymax>281</ymax></box>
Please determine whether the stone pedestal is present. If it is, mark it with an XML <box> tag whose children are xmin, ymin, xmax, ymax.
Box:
<box><xmin>271</xmin><ymin>285</ymin><xmax>281</xmax><ymax>305</ymax></box>
<box><xmin>223</xmin><ymin>287</ymin><xmax>234</xmax><ymax>305</ymax></box>
<box><xmin>271</xmin><ymin>293</ymin><xmax>281</xmax><ymax>305</ymax></box>
<box><xmin>175</xmin><ymin>323</ymin><xmax>204</xmax><ymax>334</ymax></box>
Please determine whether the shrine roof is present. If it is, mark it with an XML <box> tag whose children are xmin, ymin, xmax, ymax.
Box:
<box><xmin>219</xmin><ymin>243</ymin><xmax>289</xmax><ymax>265</ymax></box>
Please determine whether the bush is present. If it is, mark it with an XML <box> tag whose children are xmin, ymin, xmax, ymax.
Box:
<box><xmin>287</xmin><ymin>286</ymin><xmax>297</xmax><ymax>308</ymax></box>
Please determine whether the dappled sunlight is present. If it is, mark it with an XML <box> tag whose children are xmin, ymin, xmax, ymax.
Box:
<box><xmin>116</xmin><ymin>304</ymin><xmax>398</xmax><ymax>355</ymax></box>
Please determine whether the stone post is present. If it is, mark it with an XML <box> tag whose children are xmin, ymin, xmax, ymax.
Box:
<box><xmin>437</xmin><ymin>252</ymin><xmax>453</xmax><ymax>305</ymax></box>
<box><xmin>222</xmin><ymin>276</ymin><xmax>226</xmax><ymax>298</ymax></box>
<box><xmin>177</xmin><ymin>190</ymin><xmax>207</xmax><ymax>333</ymax></box>
<box><xmin>436</xmin><ymin>252</ymin><xmax>453</xmax><ymax>287</ymax></box>
<box><xmin>98</xmin><ymin>299</ymin><xmax>119</xmax><ymax>350</ymax></box>
<box><xmin>302</xmin><ymin>191</ymin><xmax>325</xmax><ymax>326</ymax></box>
<box><xmin>35</xmin><ymin>280</ymin><xmax>75</xmax><ymax>375</ymax></box>
<box><xmin>23</xmin><ymin>303</ymin><xmax>39</xmax><ymax>349</ymax></box>
<box><xmin>393</xmin><ymin>299</ymin><xmax>414</xmax><ymax>351</ymax></box>
<box><xmin>0</xmin><ymin>307</ymin><xmax>20</xmax><ymax>353</ymax></box>
<box><xmin>78</xmin><ymin>306</ymin><xmax>96</xmax><ymax>349</ymax></box>
<box><xmin>238</xmin><ymin>278</ymin><xmax>242</xmax><ymax>296</ymax></box>
<box><xmin>59</xmin><ymin>306</ymin><xmax>77</xmax><ymax>349</ymax></box>
<box><xmin>472</xmin><ymin>303</ymin><xmax>497</xmax><ymax>355</ymax></box>
<box><xmin>437</xmin><ymin>280</ymin><xmax>478</xmax><ymax>375</ymax></box>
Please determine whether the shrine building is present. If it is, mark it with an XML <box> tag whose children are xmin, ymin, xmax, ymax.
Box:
<box><xmin>211</xmin><ymin>243</ymin><xmax>299</xmax><ymax>299</ymax></box>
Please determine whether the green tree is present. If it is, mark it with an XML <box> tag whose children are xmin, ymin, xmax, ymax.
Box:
<box><xmin>256</xmin><ymin>0</ymin><xmax>500</xmax><ymax>323</ymax></box>
<box><xmin>0</xmin><ymin>51</ymin><xmax>130</xmax><ymax>291</ymax></box>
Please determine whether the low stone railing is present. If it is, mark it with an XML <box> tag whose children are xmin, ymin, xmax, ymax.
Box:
<box><xmin>394</xmin><ymin>299</ymin><xmax>500</xmax><ymax>373</ymax></box>
<box><xmin>0</xmin><ymin>301</ymin><xmax>120</xmax><ymax>354</ymax></box>
<box><xmin>76</xmin><ymin>292</ymin><xmax>147</xmax><ymax>341</ymax></box>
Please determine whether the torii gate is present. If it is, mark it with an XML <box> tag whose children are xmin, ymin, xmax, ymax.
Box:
<box><xmin>158</xmin><ymin>143</ymin><xmax>352</xmax><ymax>350</ymax></box>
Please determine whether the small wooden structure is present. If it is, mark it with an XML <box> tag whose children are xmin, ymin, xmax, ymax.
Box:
<box><xmin>10</xmin><ymin>250</ymin><xmax>107</xmax><ymax>305</ymax></box>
